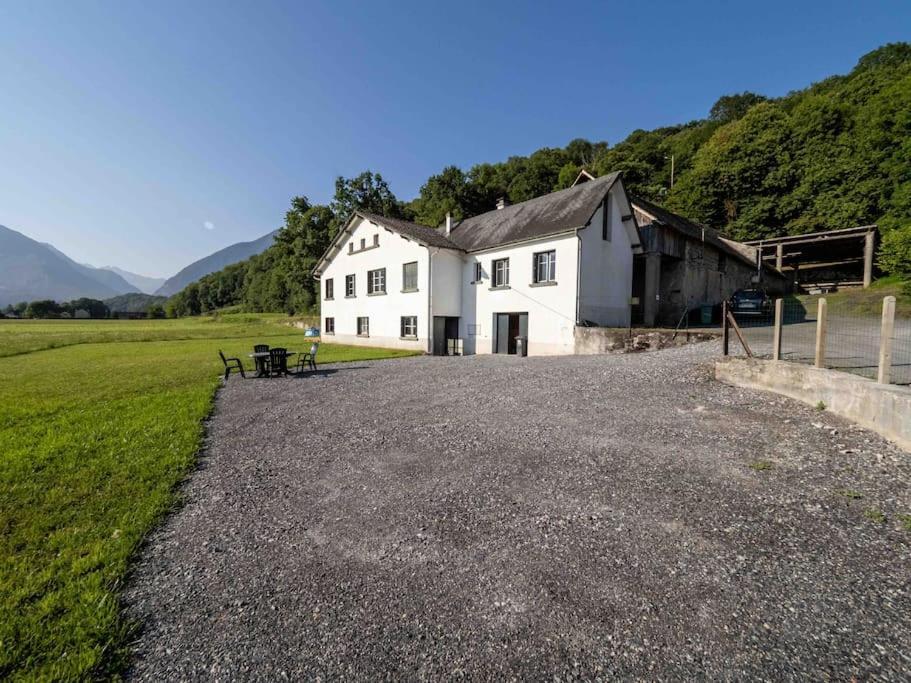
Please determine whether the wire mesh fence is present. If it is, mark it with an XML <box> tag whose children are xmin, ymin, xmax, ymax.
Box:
<box><xmin>725</xmin><ymin>293</ymin><xmax>909</xmax><ymax>386</ymax></box>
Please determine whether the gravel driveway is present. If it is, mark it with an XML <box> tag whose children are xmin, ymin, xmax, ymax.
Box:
<box><xmin>125</xmin><ymin>344</ymin><xmax>911</xmax><ymax>680</ymax></box>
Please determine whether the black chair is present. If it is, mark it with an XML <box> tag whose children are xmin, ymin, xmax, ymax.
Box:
<box><xmin>253</xmin><ymin>344</ymin><xmax>270</xmax><ymax>376</ymax></box>
<box><xmin>218</xmin><ymin>350</ymin><xmax>245</xmax><ymax>380</ymax></box>
<box><xmin>295</xmin><ymin>342</ymin><xmax>320</xmax><ymax>373</ymax></box>
<box><xmin>268</xmin><ymin>347</ymin><xmax>289</xmax><ymax>377</ymax></box>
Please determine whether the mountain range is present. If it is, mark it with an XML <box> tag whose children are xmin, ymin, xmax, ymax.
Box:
<box><xmin>0</xmin><ymin>223</ymin><xmax>277</xmax><ymax>306</ymax></box>
<box><xmin>153</xmin><ymin>230</ymin><xmax>278</xmax><ymax>296</ymax></box>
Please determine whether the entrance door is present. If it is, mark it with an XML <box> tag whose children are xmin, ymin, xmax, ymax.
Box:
<box><xmin>433</xmin><ymin>316</ymin><xmax>460</xmax><ymax>355</ymax></box>
<box><xmin>494</xmin><ymin>312</ymin><xmax>528</xmax><ymax>354</ymax></box>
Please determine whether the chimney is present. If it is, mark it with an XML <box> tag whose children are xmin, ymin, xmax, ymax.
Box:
<box><xmin>445</xmin><ymin>211</ymin><xmax>452</xmax><ymax>236</ymax></box>
<box><xmin>496</xmin><ymin>196</ymin><xmax>509</xmax><ymax>210</ymax></box>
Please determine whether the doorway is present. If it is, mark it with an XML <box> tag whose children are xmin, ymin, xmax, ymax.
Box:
<box><xmin>432</xmin><ymin>316</ymin><xmax>460</xmax><ymax>355</ymax></box>
<box><xmin>494</xmin><ymin>312</ymin><xmax>528</xmax><ymax>354</ymax></box>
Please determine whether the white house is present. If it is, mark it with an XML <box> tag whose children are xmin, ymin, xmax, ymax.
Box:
<box><xmin>312</xmin><ymin>172</ymin><xmax>642</xmax><ymax>356</ymax></box>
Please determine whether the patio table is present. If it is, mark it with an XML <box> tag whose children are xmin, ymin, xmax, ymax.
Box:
<box><xmin>248</xmin><ymin>351</ymin><xmax>296</xmax><ymax>377</ymax></box>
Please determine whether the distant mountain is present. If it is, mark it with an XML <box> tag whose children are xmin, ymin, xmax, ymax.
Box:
<box><xmin>155</xmin><ymin>230</ymin><xmax>279</xmax><ymax>296</ymax></box>
<box><xmin>100</xmin><ymin>266</ymin><xmax>166</xmax><ymax>295</ymax></box>
<box><xmin>104</xmin><ymin>292</ymin><xmax>167</xmax><ymax>313</ymax></box>
<box><xmin>0</xmin><ymin>225</ymin><xmax>138</xmax><ymax>306</ymax></box>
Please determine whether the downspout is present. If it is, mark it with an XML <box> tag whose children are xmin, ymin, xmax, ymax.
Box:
<box><xmin>427</xmin><ymin>248</ymin><xmax>438</xmax><ymax>354</ymax></box>
<box><xmin>575</xmin><ymin>228</ymin><xmax>582</xmax><ymax>325</ymax></box>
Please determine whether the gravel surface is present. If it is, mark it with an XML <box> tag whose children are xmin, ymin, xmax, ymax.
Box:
<box><xmin>125</xmin><ymin>343</ymin><xmax>911</xmax><ymax>680</ymax></box>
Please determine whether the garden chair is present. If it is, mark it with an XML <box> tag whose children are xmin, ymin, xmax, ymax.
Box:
<box><xmin>295</xmin><ymin>342</ymin><xmax>320</xmax><ymax>373</ymax></box>
<box><xmin>268</xmin><ymin>347</ymin><xmax>289</xmax><ymax>377</ymax></box>
<box><xmin>253</xmin><ymin>344</ymin><xmax>270</xmax><ymax>376</ymax></box>
<box><xmin>218</xmin><ymin>350</ymin><xmax>245</xmax><ymax>380</ymax></box>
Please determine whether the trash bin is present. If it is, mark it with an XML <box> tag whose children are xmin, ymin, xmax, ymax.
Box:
<box><xmin>700</xmin><ymin>305</ymin><xmax>713</xmax><ymax>325</ymax></box>
<box><xmin>515</xmin><ymin>336</ymin><xmax>527</xmax><ymax>357</ymax></box>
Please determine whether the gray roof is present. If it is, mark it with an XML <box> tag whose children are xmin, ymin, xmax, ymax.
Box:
<box><xmin>447</xmin><ymin>172</ymin><xmax>622</xmax><ymax>252</ymax></box>
<box><xmin>357</xmin><ymin>212</ymin><xmax>460</xmax><ymax>249</ymax></box>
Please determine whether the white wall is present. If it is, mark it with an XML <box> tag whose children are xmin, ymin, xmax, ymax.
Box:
<box><xmin>577</xmin><ymin>182</ymin><xmax>634</xmax><ymax>327</ymax></box>
<box><xmin>430</xmin><ymin>249</ymin><xmax>462</xmax><ymax>318</ymax></box>
<box><xmin>319</xmin><ymin>216</ymin><xmax>430</xmax><ymax>351</ymax></box>
<box><xmin>460</xmin><ymin>232</ymin><xmax>580</xmax><ymax>355</ymax></box>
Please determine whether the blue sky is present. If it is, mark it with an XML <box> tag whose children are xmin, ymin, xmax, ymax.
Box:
<box><xmin>1</xmin><ymin>1</ymin><xmax>908</xmax><ymax>277</ymax></box>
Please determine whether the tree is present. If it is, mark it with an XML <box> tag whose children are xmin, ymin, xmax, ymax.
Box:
<box><xmin>147</xmin><ymin>303</ymin><xmax>166</xmax><ymax>319</ymax></box>
<box><xmin>330</xmin><ymin>171</ymin><xmax>405</xmax><ymax>221</ymax></box>
<box><xmin>709</xmin><ymin>92</ymin><xmax>768</xmax><ymax>123</ymax></box>
<box><xmin>66</xmin><ymin>297</ymin><xmax>108</xmax><ymax>318</ymax></box>
<box><xmin>25</xmin><ymin>300</ymin><xmax>64</xmax><ymax>318</ymax></box>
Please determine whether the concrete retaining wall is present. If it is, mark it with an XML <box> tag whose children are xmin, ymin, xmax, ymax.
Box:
<box><xmin>716</xmin><ymin>358</ymin><xmax>911</xmax><ymax>452</ymax></box>
<box><xmin>574</xmin><ymin>327</ymin><xmax>718</xmax><ymax>355</ymax></box>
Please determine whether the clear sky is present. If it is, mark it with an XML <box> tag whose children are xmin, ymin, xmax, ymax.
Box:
<box><xmin>1</xmin><ymin>1</ymin><xmax>908</xmax><ymax>277</ymax></box>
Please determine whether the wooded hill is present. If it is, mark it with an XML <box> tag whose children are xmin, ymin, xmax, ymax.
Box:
<box><xmin>166</xmin><ymin>43</ymin><xmax>911</xmax><ymax>317</ymax></box>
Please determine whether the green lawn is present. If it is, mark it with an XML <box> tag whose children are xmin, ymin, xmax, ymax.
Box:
<box><xmin>794</xmin><ymin>276</ymin><xmax>911</xmax><ymax>318</ymax></box>
<box><xmin>0</xmin><ymin>316</ymin><xmax>416</xmax><ymax>681</ymax></box>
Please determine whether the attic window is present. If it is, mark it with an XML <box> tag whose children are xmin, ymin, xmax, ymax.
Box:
<box><xmin>602</xmin><ymin>196</ymin><xmax>611</xmax><ymax>241</ymax></box>
<box><xmin>348</xmin><ymin>243</ymin><xmax>353</xmax><ymax>254</ymax></box>
<box><xmin>373</xmin><ymin>234</ymin><xmax>379</xmax><ymax>247</ymax></box>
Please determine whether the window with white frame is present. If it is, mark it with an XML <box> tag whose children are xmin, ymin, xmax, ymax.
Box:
<box><xmin>492</xmin><ymin>258</ymin><xmax>509</xmax><ymax>287</ymax></box>
<box><xmin>402</xmin><ymin>261</ymin><xmax>418</xmax><ymax>291</ymax></box>
<box><xmin>473</xmin><ymin>262</ymin><xmax>483</xmax><ymax>283</ymax></box>
<box><xmin>400</xmin><ymin>315</ymin><xmax>417</xmax><ymax>338</ymax></box>
<box><xmin>367</xmin><ymin>267</ymin><xmax>386</xmax><ymax>294</ymax></box>
<box><xmin>325</xmin><ymin>278</ymin><xmax>334</xmax><ymax>300</ymax></box>
<box><xmin>324</xmin><ymin>317</ymin><xmax>335</xmax><ymax>334</ymax></box>
<box><xmin>373</xmin><ymin>233</ymin><xmax>379</xmax><ymax>246</ymax></box>
<box><xmin>345</xmin><ymin>274</ymin><xmax>355</xmax><ymax>297</ymax></box>
<box><xmin>533</xmin><ymin>250</ymin><xmax>556</xmax><ymax>283</ymax></box>
<box><xmin>357</xmin><ymin>316</ymin><xmax>369</xmax><ymax>336</ymax></box>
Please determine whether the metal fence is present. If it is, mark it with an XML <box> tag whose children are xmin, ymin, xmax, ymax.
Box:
<box><xmin>723</xmin><ymin>295</ymin><xmax>909</xmax><ymax>386</ymax></box>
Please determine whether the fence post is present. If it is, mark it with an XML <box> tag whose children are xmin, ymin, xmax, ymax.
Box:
<box><xmin>772</xmin><ymin>298</ymin><xmax>783</xmax><ymax>361</ymax></box>
<box><xmin>722</xmin><ymin>301</ymin><xmax>729</xmax><ymax>356</ymax></box>
<box><xmin>814</xmin><ymin>298</ymin><xmax>827</xmax><ymax>368</ymax></box>
<box><xmin>878</xmin><ymin>296</ymin><xmax>896</xmax><ymax>384</ymax></box>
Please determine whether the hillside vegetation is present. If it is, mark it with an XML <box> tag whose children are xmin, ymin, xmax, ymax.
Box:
<box><xmin>167</xmin><ymin>44</ymin><xmax>911</xmax><ymax>317</ymax></box>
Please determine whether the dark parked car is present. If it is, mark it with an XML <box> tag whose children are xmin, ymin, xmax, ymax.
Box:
<box><xmin>729</xmin><ymin>288</ymin><xmax>772</xmax><ymax>319</ymax></box>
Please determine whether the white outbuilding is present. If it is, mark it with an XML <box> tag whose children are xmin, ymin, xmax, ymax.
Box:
<box><xmin>312</xmin><ymin>172</ymin><xmax>642</xmax><ymax>356</ymax></box>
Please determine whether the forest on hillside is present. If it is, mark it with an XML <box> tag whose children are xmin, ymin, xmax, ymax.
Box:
<box><xmin>167</xmin><ymin>43</ymin><xmax>911</xmax><ymax>317</ymax></box>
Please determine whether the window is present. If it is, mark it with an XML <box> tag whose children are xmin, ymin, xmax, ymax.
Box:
<box><xmin>400</xmin><ymin>315</ymin><xmax>417</xmax><ymax>338</ymax></box>
<box><xmin>345</xmin><ymin>274</ymin><xmax>356</xmax><ymax>297</ymax></box>
<box><xmin>325</xmin><ymin>278</ymin><xmax>334</xmax><ymax>300</ymax></box>
<box><xmin>402</xmin><ymin>261</ymin><xmax>418</xmax><ymax>291</ymax></box>
<box><xmin>373</xmin><ymin>233</ymin><xmax>379</xmax><ymax>247</ymax></box>
<box><xmin>367</xmin><ymin>267</ymin><xmax>386</xmax><ymax>294</ymax></box>
<box><xmin>348</xmin><ymin>242</ymin><xmax>353</xmax><ymax>253</ymax></box>
<box><xmin>601</xmin><ymin>196</ymin><xmax>611</xmax><ymax>241</ymax></box>
<box><xmin>473</xmin><ymin>262</ymin><xmax>483</xmax><ymax>283</ymax></box>
<box><xmin>357</xmin><ymin>316</ymin><xmax>369</xmax><ymax>337</ymax></box>
<box><xmin>324</xmin><ymin>317</ymin><xmax>335</xmax><ymax>334</ymax></box>
<box><xmin>492</xmin><ymin>258</ymin><xmax>510</xmax><ymax>287</ymax></box>
<box><xmin>360</xmin><ymin>237</ymin><xmax>366</xmax><ymax>250</ymax></box>
<box><xmin>533</xmin><ymin>250</ymin><xmax>556</xmax><ymax>283</ymax></box>
<box><xmin>718</xmin><ymin>252</ymin><xmax>727</xmax><ymax>273</ymax></box>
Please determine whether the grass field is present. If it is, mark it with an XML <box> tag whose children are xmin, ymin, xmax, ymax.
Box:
<box><xmin>0</xmin><ymin>315</ymin><xmax>416</xmax><ymax>681</ymax></box>
<box><xmin>795</xmin><ymin>276</ymin><xmax>911</xmax><ymax>318</ymax></box>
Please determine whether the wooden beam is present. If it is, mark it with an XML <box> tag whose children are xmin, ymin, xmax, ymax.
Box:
<box><xmin>814</xmin><ymin>298</ymin><xmax>827</xmax><ymax>368</ymax></box>
<box><xmin>878</xmin><ymin>296</ymin><xmax>896</xmax><ymax>384</ymax></box>
<box><xmin>772</xmin><ymin>299</ymin><xmax>783</xmax><ymax>361</ymax></box>
<box><xmin>726</xmin><ymin>310</ymin><xmax>753</xmax><ymax>358</ymax></box>
<box><xmin>863</xmin><ymin>231</ymin><xmax>875</xmax><ymax>288</ymax></box>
